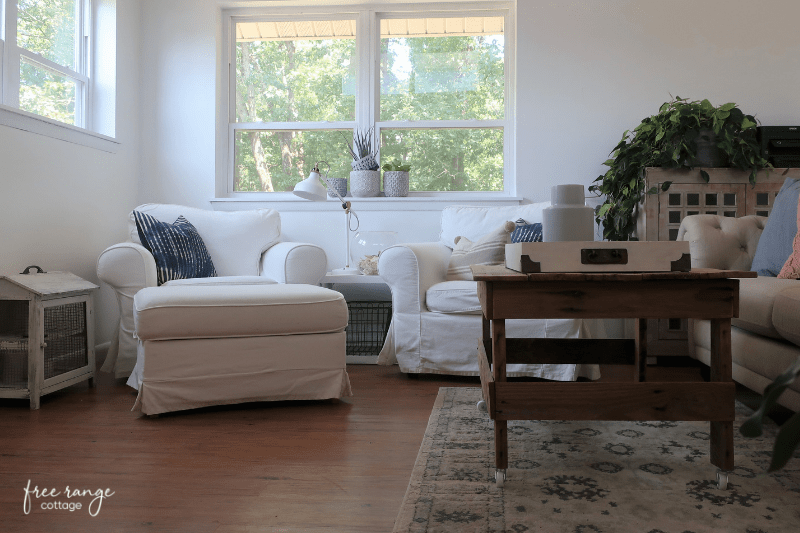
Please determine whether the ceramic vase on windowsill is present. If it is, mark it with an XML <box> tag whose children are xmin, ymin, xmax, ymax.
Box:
<box><xmin>350</xmin><ymin>170</ymin><xmax>381</xmax><ymax>197</ymax></box>
<box><xmin>383</xmin><ymin>171</ymin><xmax>409</xmax><ymax>197</ymax></box>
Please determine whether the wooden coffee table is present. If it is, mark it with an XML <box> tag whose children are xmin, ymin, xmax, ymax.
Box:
<box><xmin>471</xmin><ymin>265</ymin><xmax>756</xmax><ymax>489</ymax></box>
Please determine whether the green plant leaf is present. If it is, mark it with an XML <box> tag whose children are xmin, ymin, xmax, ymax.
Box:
<box><xmin>660</xmin><ymin>181</ymin><xmax>672</xmax><ymax>191</ymax></box>
<box><xmin>597</xmin><ymin>203</ymin><xmax>612</xmax><ymax>218</ymax></box>
<box><xmin>647</xmin><ymin>186</ymin><xmax>658</xmax><ymax>195</ymax></box>
<box><xmin>700</xmin><ymin>170</ymin><xmax>710</xmax><ymax>183</ymax></box>
<box><xmin>741</xmin><ymin>117</ymin><xmax>756</xmax><ymax>129</ymax></box>
<box><xmin>740</xmin><ymin>356</ymin><xmax>800</xmax><ymax>439</ymax></box>
<box><xmin>768</xmin><ymin>410</ymin><xmax>800</xmax><ymax>472</ymax></box>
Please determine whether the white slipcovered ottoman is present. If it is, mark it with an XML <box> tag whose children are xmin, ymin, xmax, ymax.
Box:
<box><xmin>128</xmin><ymin>283</ymin><xmax>351</xmax><ymax>415</ymax></box>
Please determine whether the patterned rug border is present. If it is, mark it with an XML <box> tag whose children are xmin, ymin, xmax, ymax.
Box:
<box><xmin>393</xmin><ymin>387</ymin><xmax>800</xmax><ymax>533</ymax></box>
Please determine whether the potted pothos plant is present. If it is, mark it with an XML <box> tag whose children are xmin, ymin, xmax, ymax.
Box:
<box><xmin>589</xmin><ymin>97</ymin><xmax>770</xmax><ymax>241</ymax></box>
<box><xmin>381</xmin><ymin>158</ymin><xmax>411</xmax><ymax>197</ymax></box>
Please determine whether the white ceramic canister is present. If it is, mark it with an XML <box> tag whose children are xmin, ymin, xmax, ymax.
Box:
<box><xmin>542</xmin><ymin>184</ymin><xmax>595</xmax><ymax>242</ymax></box>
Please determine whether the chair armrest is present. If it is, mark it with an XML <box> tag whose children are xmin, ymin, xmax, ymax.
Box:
<box><xmin>260</xmin><ymin>241</ymin><xmax>327</xmax><ymax>285</ymax></box>
<box><xmin>677</xmin><ymin>214</ymin><xmax>766</xmax><ymax>271</ymax></box>
<box><xmin>96</xmin><ymin>242</ymin><xmax>158</xmax><ymax>378</ymax></box>
<box><xmin>378</xmin><ymin>242</ymin><xmax>452</xmax><ymax>314</ymax></box>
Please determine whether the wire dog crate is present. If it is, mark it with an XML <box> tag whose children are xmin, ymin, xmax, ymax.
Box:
<box><xmin>0</xmin><ymin>270</ymin><xmax>97</xmax><ymax>409</ymax></box>
<box><xmin>345</xmin><ymin>301</ymin><xmax>392</xmax><ymax>356</ymax></box>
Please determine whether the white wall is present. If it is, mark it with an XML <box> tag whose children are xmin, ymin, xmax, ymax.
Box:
<box><xmin>0</xmin><ymin>0</ymin><xmax>142</xmax><ymax>344</ymax></box>
<box><xmin>134</xmin><ymin>0</ymin><xmax>800</xmax><ymax>271</ymax></box>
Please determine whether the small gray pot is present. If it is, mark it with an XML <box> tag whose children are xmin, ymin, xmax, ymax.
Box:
<box><xmin>350</xmin><ymin>170</ymin><xmax>381</xmax><ymax>197</ymax></box>
<box><xmin>383</xmin><ymin>171</ymin><xmax>409</xmax><ymax>197</ymax></box>
<box><xmin>325</xmin><ymin>177</ymin><xmax>348</xmax><ymax>199</ymax></box>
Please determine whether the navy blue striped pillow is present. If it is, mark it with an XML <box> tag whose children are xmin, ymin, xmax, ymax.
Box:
<box><xmin>133</xmin><ymin>211</ymin><xmax>217</xmax><ymax>285</ymax></box>
<box><xmin>511</xmin><ymin>219</ymin><xmax>543</xmax><ymax>243</ymax></box>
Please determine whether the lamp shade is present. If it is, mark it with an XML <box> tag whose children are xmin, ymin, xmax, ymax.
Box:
<box><xmin>293</xmin><ymin>171</ymin><xmax>328</xmax><ymax>202</ymax></box>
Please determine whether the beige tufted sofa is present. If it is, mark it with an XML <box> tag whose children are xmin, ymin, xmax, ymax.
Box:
<box><xmin>678</xmin><ymin>215</ymin><xmax>800</xmax><ymax>411</ymax></box>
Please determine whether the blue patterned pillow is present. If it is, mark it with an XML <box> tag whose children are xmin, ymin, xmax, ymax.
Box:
<box><xmin>511</xmin><ymin>219</ymin><xmax>543</xmax><ymax>243</ymax></box>
<box><xmin>751</xmin><ymin>178</ymin><xmax>800</xmax><ymax>276</ymax></box>
<box><xmin>133</xmin><ymin>211</ymin><xmax>217</xmax><ymax>285</ymax></box>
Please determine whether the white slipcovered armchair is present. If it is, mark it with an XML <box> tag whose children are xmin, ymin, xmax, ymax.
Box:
<box><xmin>97</xmin><ymin>204</ymin><xmax>327</xmax><ymax>379</ymax></box>
<box><xmin>377</xmin><ymin>204</ymin><xmax>602</xmax><ymax>379</ymax></box>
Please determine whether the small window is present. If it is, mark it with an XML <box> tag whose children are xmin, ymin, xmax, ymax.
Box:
<box><xmin>756</xmin><ymin>192</ymin><xmax>769</xmax><ymax>206</ymax></box>
<box><xmin>756</xmin><ymin>210</ymin><xmax>769</xmax><ymax>217</ymax></box>
<box><xmin>705</xmin><ymin>210</ymin><xmax>717</xmax><ymax>215</ymax></box>
<box><xmin>687</xmin><ymin>193</ymin><xmax>700</xmax><ymax>206</ymax></box>
<box><xmin>668</xmin><ymin>193</ymin><xmax>682</xmax><ymax>206</ymax></box>
<box><xmin>724</xmin><ymin>211</ymin><xmax>736</xmax><ymax>217</ymax></box>
<box><xmin>705</xmin><ymin>193</ymin><xmax>718</xmax><ymax>206</ymax></box>
<box><xmin>4</xmin><ymin>0</ymin><xmax>91</xmax><ymax>127</ymax></box>
<box><xmin>668</xmin><ymin>228</ymin><xmax>679</xmax><ymax>241</ymax></box>
<box><xmin>723</xmin><ymin>193</ymin><xmax>736</xmax><ymax>206</ymax></box>
<box><xmin>687</xmin><ymin>211</ymin><xmax>699</xmax><ymax>216</ymax></box>
<box><xmin>668</xmin><ymin>211</ymin><xmax>681</xmax><ymax>224</ymax></box>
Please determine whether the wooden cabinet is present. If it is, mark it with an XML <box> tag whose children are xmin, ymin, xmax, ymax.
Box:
<box><xmin>0</xmin><ymin>271</ymin><xmax>98</xmax><ymax>409</ymax></box>
<box><xmin>636</xmin><ymin>167</ymin><xmax>799</xmax><ymax>357</ymax></box>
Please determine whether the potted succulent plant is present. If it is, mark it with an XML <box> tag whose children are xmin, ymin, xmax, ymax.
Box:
<box><xmin>589</xmin><ymin>97</ymin><xmax>770</xmax><ymax>241</ymax></box>
<box><xmin>381</xmin><ymin>158</ymin><xmax>410</xmax><ymax>197</ymax></box>
<box><xmin>343</xmin><ymin>128</ymin><xmax>381</xmax><ymax>197</ymax></box>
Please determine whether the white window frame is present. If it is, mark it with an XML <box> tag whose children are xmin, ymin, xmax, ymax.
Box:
<box><xmin>0</xmin><ymin>0</ymin><xmax>117</xmax><ymax>151</ymax></box>
<box><xmin>219</xmin><ymin>2</ymin><xmax>515</xmax><ymax>201</ymax></box>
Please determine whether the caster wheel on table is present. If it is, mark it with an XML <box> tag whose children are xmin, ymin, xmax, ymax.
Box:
<box><xmin>716</xmin><ymin>471</ymin><xmax>729</xmax><ymax>490</ymax></box>
<box><xmin>477</xmin><ymin>400</ymin><xmax>487</xmax><ymax>413</ymax></box>
<box><xmin>495</xmin><ymin>469</ymin><xmax>506</xmax><ymax>488</ymax></box>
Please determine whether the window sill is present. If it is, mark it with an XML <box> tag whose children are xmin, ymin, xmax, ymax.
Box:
<box><xmin>0</xmin><ymin>105</ymin><xmax>118</xmax><ymax>153</ymax></box>
<box><xmin>211</xmin><ymin>194</ymin><xmax>524</xmax><ymax>212</ymax></box>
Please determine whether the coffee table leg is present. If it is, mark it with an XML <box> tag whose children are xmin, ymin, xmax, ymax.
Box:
<box><xmin>635</xmin><ymin>318</ymin><xmax>647</xmax><ymax>382</ymax></box>
<box><xmin>709</xmin><ymin>318</ymin><xmax>734</xmax><ymax>472</ymax></box>
<box><xmin>492</xmin><ymin>319</ymin><xmax>508</xmax><ymax>482</ymax></box>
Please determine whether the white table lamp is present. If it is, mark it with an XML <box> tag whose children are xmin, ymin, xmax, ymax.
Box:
<box><xmin>293</xmin><ymin>162</ymin><xmax>361</xmax><ymax>275</ymax></box>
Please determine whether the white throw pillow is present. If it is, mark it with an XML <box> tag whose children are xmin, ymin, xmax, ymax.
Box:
<box><xmin>445</xmin><ymin>221</ymin><xmax>515</xmax><ymax>281</ymax></box>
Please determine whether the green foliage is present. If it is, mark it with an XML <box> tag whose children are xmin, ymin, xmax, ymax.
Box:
<box><xmin>16</xmin><ymin>0</ymin><xmax>79</xmax><ymax>125</ymax></box>
<box><xmin>381</xmin><ymin>158</ymin><xmax>411</xmax><ymax>172</ymax></box>
<box><xmin>588</xmin><ymin>97</ymin><xmax>770</xmax><ymax>241</ymax></box>
<box><xmin>234</xmin><ymin>30</ymin><xmax>505</xmax><ymax>192</ymax></box>
<box><xmin>740</xmin><ymin>357</ymin><xmax>800</xmax><ymax>472</ymax></box>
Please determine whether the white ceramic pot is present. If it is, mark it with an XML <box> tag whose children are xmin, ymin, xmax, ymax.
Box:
<box><xmin>383</xmin><ymin>171</ymin><xmax>409</xmax><ymax>197</ymax></box>
<box><xmin>350</xmin><ymin>170</ymin><xmax>381</xmax><ymax>197</ymax></box>
<box><xmin>542</xmin><ymin>184</ymin><xmax>594</xmax><ymax>242</ymax></box>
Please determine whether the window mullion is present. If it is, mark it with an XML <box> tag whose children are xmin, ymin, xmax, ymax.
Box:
<box><xmin>4</xmin><ymin>0</ymin><xmax>20</xmax><ymax>108</ymax></box>
<box><xmin>355</xmin><ymin>9</ymin><xmax>373</xmax><ymax>133</ymax></box>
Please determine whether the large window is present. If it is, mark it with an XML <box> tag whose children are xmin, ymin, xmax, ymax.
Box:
<box><xmin>224</xmin><ymin>3</ymin><xmax>514</xmax><ymax>197</ymax></box>
<box><xmin>2</xmin><ymin>0</ymin><xmax>91</xmax><ymax>127</ymax></box>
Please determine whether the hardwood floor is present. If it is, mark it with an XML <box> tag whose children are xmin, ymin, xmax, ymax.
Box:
<box><xmin>0</xmin><ymin>358</ymin><xmax>731</xmax><ymax>533</ymax></box>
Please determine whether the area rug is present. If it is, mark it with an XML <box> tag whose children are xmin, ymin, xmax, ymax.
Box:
<box><xmin>394</xmin><ymin>387</ymin><xmax>800</xmax><ymax>533</ymax></box>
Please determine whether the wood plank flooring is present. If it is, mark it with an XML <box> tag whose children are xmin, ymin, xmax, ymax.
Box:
<box><xmin>0</xmin><ymin>359</ymin><xmax>710</xmax><ymax>532</ymax></box>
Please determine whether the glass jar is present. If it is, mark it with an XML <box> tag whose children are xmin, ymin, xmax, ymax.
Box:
<box><xmin>350</xmin><ymin>231</ymin><xmax>397</xmax><ymax>275</ymax></box>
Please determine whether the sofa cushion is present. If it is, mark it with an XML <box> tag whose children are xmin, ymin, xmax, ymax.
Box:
<box><xmin>732</xmin><ymin>277</ymin><xmax>800</xmax><ymax>340</ymax></box>
<box><xmin>778</xmin><ymin>194</ymin><xmax>800</xmax><ymax>279</ymax></box>
<box><xmin>751</xmin><ymin>178</ymin><xmax>800</xmax><ymax>276</ymax></box>
<box><xmin>134</xmin><ymin>212</ymin><xmax>217</xmax><ymax>286</ymax></box>
<box><xmin>426</xmin><ymin>280</ymin><xmax>481</xmax><ymax>314</ymax></box>
<box><xmin>772</xmin><ymin>286</ymin><xmax>800</xmax><ymax>347</ymax></box>
<box><xmin>446</xmin><ymin>221</ymin><xmax>515</xmax><ymax>281</ymax></box>
<box><xmin>134</xmin><ymin>284</ymin><xmax>348</xmax><ymax>341</ymax></box>
<box><xmin>130</xmin><ymin>204</ymin><xmax>281</xmax><ymax>277</ymax></box>
<box><xmin>439</xmin><ymin>203</ymin><xmax>550</xmax><ymax>249</ymax></box>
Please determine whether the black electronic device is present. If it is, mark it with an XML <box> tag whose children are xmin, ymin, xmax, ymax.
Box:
<box><xmin>758</xmin><ymin>126</ymin><xmax>800</xmax><ymax>168</ymax></box>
